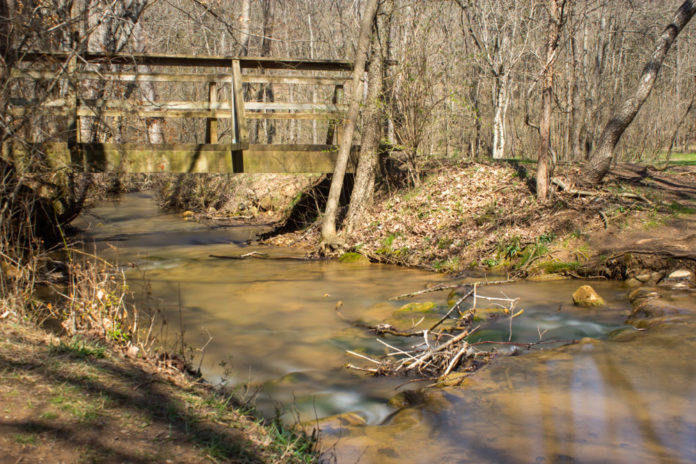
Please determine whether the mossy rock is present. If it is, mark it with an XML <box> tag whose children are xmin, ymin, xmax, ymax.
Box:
<box><xmin>397</xmin><ymin>302</ymin><xmax>437</xmax><ymax>313</ymax></box>
<box><xmin>472</xmin><ymin>307</ymin><xmax>509</xmax><ymax>321</ymax></box>
<box><xmin>572</xmin><ymin>285</ymin><xmax>605</xmax><ymax>307</ymax></box>
<box><xmin>339</xmin><ymin>252</ymin><xmax>371</xmax><ymax>264</ymax></box>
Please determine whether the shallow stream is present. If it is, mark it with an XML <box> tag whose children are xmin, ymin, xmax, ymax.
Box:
<box><xmin>76</xmin><ymin>193</ymin><xmax>696</xmax><ymax>463</ymax></box>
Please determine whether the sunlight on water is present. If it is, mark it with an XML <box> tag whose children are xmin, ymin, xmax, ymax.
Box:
<box><xmin>77</xmin><ymin>193</ymin><xmax>696</xmax><ymax>463</ymax></box>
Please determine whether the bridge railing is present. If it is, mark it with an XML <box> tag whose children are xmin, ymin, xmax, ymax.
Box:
<box><xmin>7</xmin><ymin>52</ymin><xmax>355</xmax><ymax>173</ymax></box>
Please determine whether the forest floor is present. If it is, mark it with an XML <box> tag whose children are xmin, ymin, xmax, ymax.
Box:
<box><xmin>263</xmin><ymin>159</ymin><xmax>696</xmax><ymax>281</ymax></box>
<box><xmin>0</xmin><ymin>316</ymin><xmax>313</xmax><ymax>464</ymax></box>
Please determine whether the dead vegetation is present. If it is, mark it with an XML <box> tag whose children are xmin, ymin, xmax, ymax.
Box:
<box><xmin>263</xmin><ymin>160</ymin><xmax>696</xmax><ymax>280</ymax></box>
<box><xmin>341</xmin><ymin>279</ymin><xmax>571</xmax><ymax>385</ymax></box>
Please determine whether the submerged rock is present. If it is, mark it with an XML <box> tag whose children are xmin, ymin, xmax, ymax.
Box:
<box><xmin>626</xmin><ymin>287</ymin><xmax>687</xmax><ymax>324</ymax></box>
<box><xmin>572</xmin><ymin>285</ymin><xmax>605</xmax><ymax>307</ymax></box>
<box><xmin>397</xmin><ymin>302</ymin><xmax>436</xmax><ymax>313</ymax></box>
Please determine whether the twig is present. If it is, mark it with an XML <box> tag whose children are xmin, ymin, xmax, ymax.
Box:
<box><xmin>428</xmin><ymin>286</ymin><xmax>474</xmax><ymax>331</ymax></box>
<box><xmin>442</xmin><ymin>343</ymin><xmax>471</xmax><ymax>377</ymax></box>
<box><xmin>346</xmin><ymin>350</ymin><xmax>381</xmax><ymax>365</ymax></box>
<box><xmin>389</xmin><ymin>279</ymin><xmax>515</xmax><ymax>301</ymax></box>
<box><xmin>346</xmin><ymin>363</ymin><xmax>379</xmax><ymax>373</ymax></box>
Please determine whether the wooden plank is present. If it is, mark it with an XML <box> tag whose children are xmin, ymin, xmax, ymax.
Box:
<box><xmin>245</xmin><ymin>112</ymin><xmax>342</xmax><ymax>120</ymax></box>
<box><xmin>72</xmin><ymin>143</ymin><xmax>246</xmax><ymax>173</ymax></box>
<box><xmin>10</xmin><ymin>106</ymin><xmax>340</xmax><ymax>121</ymax></box>
<box><xmin>244</xmin><ymin>102</ymin><xmax>344</xmax><ymax>111</ymax></box>
<box><xmin>75</xmin><ymin>108</ymin><xmax>235</xmax><ymax>119</ymax></box>
<box><xmin>19</xmin><ymin>52</ymin><xmax>354</xmax><ymax>72</ymax></box>
<box><xmin>242</xmin><ymin>74</ymin><xmax>347</xmax><ymax>86</ymax></box>
<box><xmin>11</xmin><ymin>69</ymin><xmax>235</xmax><ymax>83</ymax></box>
<box><xmin>248</xmin><ymin>144</ymin><xmax>339</xmax><ymax>152</ymax></box>
<box><xmin>241</xmin><ymin>145</ymin><xmax>358</xmax><ymax>173</ymax></box>
<box><xmin>12</xmin><ymin>98</ymin><xmax>343</xmax><ymax>114</ymax></box>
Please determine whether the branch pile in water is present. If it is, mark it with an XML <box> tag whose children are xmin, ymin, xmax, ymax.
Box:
<box><xmin>345</xmin><ymin>282</ymin><xmax>522</xmax><ymax>380</ymax></box>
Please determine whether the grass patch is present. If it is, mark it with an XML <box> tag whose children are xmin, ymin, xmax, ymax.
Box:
<box><xmin>13</xmin><ymin>433</ymin><xmax>37</xmax><ymax>446</ymax></box>
<box><xmin>655</xmin><ymin>152</ymin><xmax>696</xmax><ymax>166</ymax></box>
<box><xmin>50</xmin><ymin>337</ymin><xmax>105</xmax><ymax>359</ymax></box>
<box><xmin>668</xmin><ymin>201</ymin><xmax>696</xmax><ymax>215</ymax></box>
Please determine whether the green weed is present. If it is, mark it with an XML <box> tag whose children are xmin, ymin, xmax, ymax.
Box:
<box><xmin>13</xmin><ymin>433</ymin><xmax>37</xmax><ymax>446</ymax></box>
<box><xmin>50</xmin><ymin>337</ymin><xmax>105</xmax><ymax>359</ymax></box>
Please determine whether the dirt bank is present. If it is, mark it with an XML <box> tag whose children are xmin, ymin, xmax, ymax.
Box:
<box><xmin>0</xmin><ymin>316</ymin><xmax>314</xmax><ymax>464</ymax></box>
<box><xmin>262</xmin><ymin>160</ymin><xmax>696</xmax><ymax>281</ymax></box>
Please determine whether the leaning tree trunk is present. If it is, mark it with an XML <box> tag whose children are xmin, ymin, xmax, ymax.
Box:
<box><xmin>344</xmin><ymin>20</ymin><xmax>385</xmax><ymax>236</ymax></box>
<box><xmin>321</xmin><ymin>0</ymin><xmax>380</xmax><ymax>244</ymax></box>
<box><xmin>584</xmin><ymin>0</ymin><xmax>696</xmax><ymax>184</ymax></box>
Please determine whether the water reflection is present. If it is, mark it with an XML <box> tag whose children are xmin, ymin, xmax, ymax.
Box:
<box><xmin>77</xmin><ymin>193</ymin><xmax>696</xmax><ymax>463</ymax></box>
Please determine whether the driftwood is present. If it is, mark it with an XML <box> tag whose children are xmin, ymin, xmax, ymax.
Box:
<box><xmin>209</xmin><ymin>251</ymin><xmax>322</xmax><ymax>261</ymax></box>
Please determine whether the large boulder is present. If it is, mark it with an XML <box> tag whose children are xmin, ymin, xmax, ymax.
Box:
<box><xmin>572</xmin><ymin>285</ymin><xmax>605</xmax><ymax>307</ymax></box>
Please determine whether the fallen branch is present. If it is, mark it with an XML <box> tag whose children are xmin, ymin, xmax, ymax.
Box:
<box><xmin>209</xmin><ymin>252</ymin><xmax>321</xmax><ymax>261</ymax></box>
<box><xmin>389</xmin><ymin>278</ymin><xmax>515</xmax><ymax>301</ymax></box>
<box><xmin>552</xmin><ymin>177</ymin><xmax>653</xmax><ymax>205</ymax></box>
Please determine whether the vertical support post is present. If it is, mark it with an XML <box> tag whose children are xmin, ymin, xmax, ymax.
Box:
<box><xmin>228</xmin><ymin>77</ymin><xmax>237</xmax><ymax>144</ymax></box>
<box><xmin>206</xmin><ymin>81</ymin><xmax>218</xmax><ymax>144</ymax></box>
<box><xmin>67</xmin><ymin>54</ymin><xmax>80</xmax><ymax>145</ymax></box>
<box><xmin>231</xmin><ymin>59</ymin><xmax>247</xmax><ymax>173</ymax></box>
<box><xmin>325</xmin><ymin>84</ymin><xmax>344</xmax><ymax>145</ymax></box>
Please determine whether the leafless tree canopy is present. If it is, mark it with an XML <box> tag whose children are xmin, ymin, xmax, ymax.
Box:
<box><xmin>3</xmin><ymin>1</ymin><xmax>696</xmax><ymax>179</ymax></box>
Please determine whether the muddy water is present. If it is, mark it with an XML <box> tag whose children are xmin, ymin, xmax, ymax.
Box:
<box><xmin>77</xmin><ymin>193</ymin><xmax>696</xmax><ymax>463</ymax></box>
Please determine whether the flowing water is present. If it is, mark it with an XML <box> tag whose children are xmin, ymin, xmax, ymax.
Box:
<box><xmin>76</xmin><ymin>193</ymin><xmax>696</xmax><ymax>463</ymax></box>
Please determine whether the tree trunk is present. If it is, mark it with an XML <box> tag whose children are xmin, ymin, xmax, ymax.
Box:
<box><xmin>239</xmin><ymin>0</ymin><xmax>251</xmax><ymax>56</ymax></box>
<box><xmin>584</xmin><ymin>0</ymin><xmax>696</xmax><ymax>184</ymax></box>
<box><xmin>536</xmin><ymin>0</ymin><xmax>566</xmax><ymax>201</ymax></box>
<box><xmin>344</xmin><ymin>18</ymin><xmax>385</xmax><ymax>236</ymax></box>
<box><xmin>491</xmin><ymin>74</ymin><xmax>509</xmax><ymax>159</ymax></box>
<box><xmin>321</xmin><ymin>0</ymin><xmax>379</xmax><ymax>243</ymax></box>
<box><xmin>133</xmin><ymin>20</ymin><xmax>164</xmax><ymax>143</ymax></box>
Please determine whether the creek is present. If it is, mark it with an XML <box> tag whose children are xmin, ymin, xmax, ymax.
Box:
<box><xmin>76</xmin><ymin>192</ymin><xmax>696</xmax><ymax>463</ymax></box>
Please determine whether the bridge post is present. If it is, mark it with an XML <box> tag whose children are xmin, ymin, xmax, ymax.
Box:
<box><xmin>325</xmin><ymin>84</ymin><xmax>344</xmax><ymax>145</ymax></box>
<box><xmin>67</xmin><ymin>54</ymin><xmax>81</xmax><ymax>146</ymax></box>
<box><xmin>231</xmin><ymin>59</ymin><xmax>248</xmax><ymax>173</ymax></box>
<box><xmin>206</xmin><ymin>81</ymin><xmax>218</xmax><ymax>144</ymax></box>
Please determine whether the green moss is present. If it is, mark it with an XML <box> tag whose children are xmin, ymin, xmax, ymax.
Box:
<box><xmin>338</xmin><ymin>252</ymin><xmax>370</xmax><ymax>264</ymax></box>
<box><xmin>397</xmin><ymin>302</ymin><xmax>437</xmax><ymax>313</ymax></box>
<box><xmin>535</xmin><ymin>260</ymin><xmax>581</xmax><ymax>273</ymax></box>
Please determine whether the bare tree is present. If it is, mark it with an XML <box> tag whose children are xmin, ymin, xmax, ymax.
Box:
<box><xmin>345</xmin><ymin>1</ymin><xmax>392</xmax><ymax>235</ymax></box>
<box><xmin>321</xmin><ymin>0</ymin><xmax>380</xmax><ymax>244</ymax></box>
<box><xmin>585</xmin><ymin>0</ymin><xmax>696</xmax><ymax>183</ymax></box>
<box><xmin>536</xmin><ymin>0</ymin><xmax>570</xmax><ymax>201</ymax></box>
<box><xmin>457</xmin><ymin>0</ymin><xmax>537</xmax><ymax>159</ymax></box>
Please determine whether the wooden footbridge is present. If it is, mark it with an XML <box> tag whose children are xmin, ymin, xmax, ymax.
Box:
<box><xmin>7</xmin><ymin>52</ymin><xmax>357</xmax><ymax>173</ymax></box>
